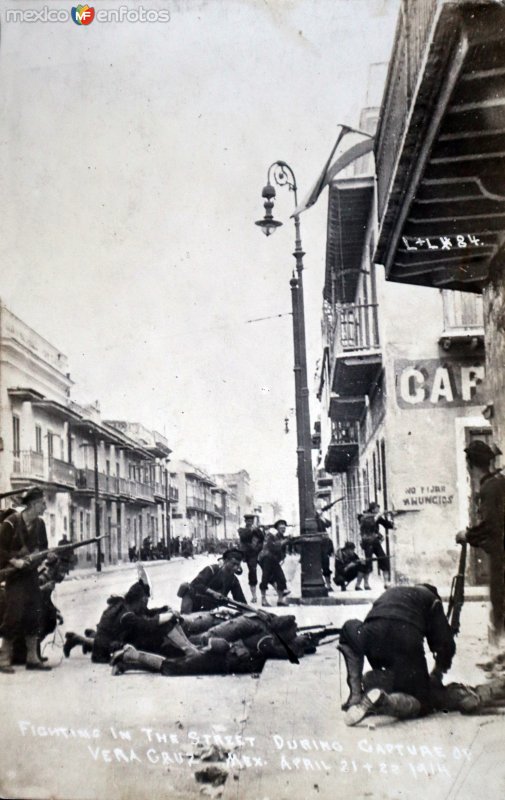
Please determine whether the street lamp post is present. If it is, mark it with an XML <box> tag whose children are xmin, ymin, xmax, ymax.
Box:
<box><xmin>255</xmin><ymin>161</ymin><xmax>327</xmax><ymax>598</ymax></box>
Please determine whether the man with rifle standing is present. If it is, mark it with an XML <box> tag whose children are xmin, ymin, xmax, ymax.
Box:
<box><xmin>237</xmin><ymin>514</ymin><xmax>265</xmax><ymax>604</ymax></box>
<box><xmin>0</xmin><ymin>486</ymin><xmax>51</xmax><ymax>672</ymax></box>
<box><xmin>456</xmin><ymin>440</ymin><xmax>505</xmax><ymax>647</ymax></box>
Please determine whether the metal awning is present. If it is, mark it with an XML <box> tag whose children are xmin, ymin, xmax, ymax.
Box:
<box><xmin>374</xmin><ymin>1</ymin><xmax>505</xmax><ymax>292</ymax></box>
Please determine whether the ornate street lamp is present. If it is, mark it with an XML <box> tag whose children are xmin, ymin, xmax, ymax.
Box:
<box><xmin>255</xmin><ymin>161</ymin><xmax>327</xmax><ymax>598</ymax></box>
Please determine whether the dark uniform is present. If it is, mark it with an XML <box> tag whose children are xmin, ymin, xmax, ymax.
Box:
<box><xmin>341</xmin><ymin>585</ymin><xmax>455</xmax><ymax>714</ymax></box>
<box><xmin>238</xmin><ymin>525</ymin><xmax>265</xmax><ymax>594</ymax></box>
<box><xmin>181</xmin><ymin>563</ymin><xmax>246</xmax><ymax>613</ymax></box>
<box><xmin>0</xmin><ymin>511</ymin><xmax>48</xmax><ymax>643</ymax></box>
<box><xmin>334</xmin><ymin>542</ymin><xmax>367</xmax><ymax>589</ymax></box>
<box><xmin>358</xmin><ymin>506</ymin><xmax>393</xmax><ymax>578</ymax></box>
<box><xmin>258</xmin><ymin>533</ymin><xmax>288</xmax><ymax>595</ymax></box>
<box><xmin>465</xmin><ymin>470</ymin><xmax>505</xmax><ymax>635</ymax></box>
<box><xmin>91</xmin><ymin>584</ymin><xmax>177</xmax><ymax>662</ymax></box>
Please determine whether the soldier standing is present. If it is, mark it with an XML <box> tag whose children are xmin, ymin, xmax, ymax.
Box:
<box><xmin>258</xmin><ymin>520</ymin><xmax>290</xmax><ymax>607</ymax></box>
<box><xmin>358</xmin><ymin>502</ymin><xmax>394</xmax><ymax>589</ymax></box>
<box><xmin>0</xmin><ymin>487</ymin><xmax>51</xmax><ymax>672</ymax></box>
<box><xmin>238</xmin><ymin>514</ymin><xmax>265</xmax><ymax>603</ymax></box>
<box><xmin>456</xmin><ymin>440</ymin><xmax>505</xmax><ymax>645</ymax></box>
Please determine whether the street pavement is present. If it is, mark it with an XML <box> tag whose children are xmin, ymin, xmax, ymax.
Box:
<box><xmin>0</xmin><ymin>556</ymin><xmax>504</xmax><ymax>800</ymax></box>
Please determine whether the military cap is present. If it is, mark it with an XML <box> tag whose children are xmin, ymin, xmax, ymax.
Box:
<box><xmin>273</xmin><ymin>519</ymin><xmax>288</xmax><ymax>529</ymax></box>
<box><xmin>21</xmin><ymin>486</ymin><xmax>45</xmax><ymax>505</ymax></box>
<box><xmin>243</xmin><ymin>514</ymin><xmax>256</xmax><ymax>521</ymax></box>
<box><xmin>464</xmin><ymin>440</ymin><xmax>499</xmax><ymax>460</ymax></box>
<box><xmin>124</xmin><ymin>581</ymin><xmax>150</xmax><ymax>603</ymax></box>
<box><xmin>222</xmin><ymin>547</ymin><xmax>244</xmax><ymax>561</ymax></box>
<box><xmin>344</xmin><ymin>541</ymin><xmax>355</xmax><ymax>549</ymax></box>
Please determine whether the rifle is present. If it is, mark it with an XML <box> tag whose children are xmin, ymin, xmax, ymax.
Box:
<box><xmin>447</xmin><ymin>541</ymin><xmax>467</xmax><ymax>635</ymax></box>
<box><xmin>0</xmin><ymin>536</ymin><xmax>108</xmax><ymax>582</ymax></box>
<box><xmin>200</xmin><ymin>590</ymin><xmax>300</xmax><ymax>665</ymax></box>
<box><xmin>298</xmin><ymin>624</ymin><xmax>342</xmax><ymax>647</ymax></box>
<box><xmin>0</xmin><ymin>488</ymin><xmax>25</xmax><ymax>501</ymax></box>
<box><xmin>320</xmin><ymin>496</ymin><xmax>344</xmax><ymax>513</ymax></box>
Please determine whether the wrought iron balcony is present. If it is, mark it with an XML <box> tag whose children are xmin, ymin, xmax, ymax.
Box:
<box><xmin>324</xmin><ymin>421</ymin><xmax>359</xmax><ymax>474</ymax></box>
<box><xmin>48</xmin><ymin>457</ymin><xmax>76</xmax><ymax>488</ymax></box>
<box><xmin>330</xmin><ymin>303</ymin><xmax>382</xmax><ymax>398</ymax></box>
<box><xmin>11</xmin><ymin>450</ymin><xmax>45</xmax><ymax>483</ymax></box>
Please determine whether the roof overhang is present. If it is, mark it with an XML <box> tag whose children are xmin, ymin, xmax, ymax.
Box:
<box><xmin>374</xmin><ymin>2</ymin><xmax>505</xmax><ymax>292</ymax></box>
<box><xmin>32</xmin><ymin>398</ymin><xmax>82</xmax><ymax>422</ymax></box>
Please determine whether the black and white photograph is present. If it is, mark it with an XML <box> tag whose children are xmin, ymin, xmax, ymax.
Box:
<box><xmin>1</xmin><ymin>1</ymin><xmax>505</xmax><ymax>798</ymax></box>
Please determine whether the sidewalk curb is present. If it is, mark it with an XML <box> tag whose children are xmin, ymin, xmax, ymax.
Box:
<box><xmin>67</xmin><ymin>557</ymin><xmax>187</xmax><ymax>581</ymax></box>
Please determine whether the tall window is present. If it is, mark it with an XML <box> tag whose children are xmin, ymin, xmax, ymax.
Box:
<box><xmin>47</xmin><ymin>432</ymin><xmax>54</xmax><ymax>459</ymax></box>
<box><xmin>35</xmin><ymin>425</ymin><xmax>42</xmax><ymax>454</ymax></box>
<box><xmin>12</xmin><ymin>415</ymin><xmax>20</xmax><ymax>457</ymax></box>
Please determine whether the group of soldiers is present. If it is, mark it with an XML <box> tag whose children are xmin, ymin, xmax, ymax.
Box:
<box><xmin>2</xmin><ymin>440</ymin><xmax>505</xmax><ymax>725</ymax></box>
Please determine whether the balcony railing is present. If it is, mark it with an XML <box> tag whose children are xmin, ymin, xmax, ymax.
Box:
<box><xmin>186</xmin><ymin>496</ymin><xmax>207</xmax><ymax>511</ymax></box>
<box><xmin>12</xmin><ymin>450</ymin><xmax>45</xmax><ymax>479</ymax></box>
<box><xmin>169</xmin><ymin>485</ymin><xmax>179</xmax><ymax>502</ymax></box>
<box><xmin>335</xmin><ymin>303</ymin><xmax>380</xmax><ymax>353</ymax></box>
<box><xmin>330</xmin><ymin>420</ymin><xmax>359</xmax><ymax>446</ymax></box>
<box><xmin>376</xmin><ymin>0</ymin><xmax>440</xmax><ymax>219</ymax></box>
<box><xmin>48</xmin><ymin>457</ymin><xmax>76</xmax><ymax>487</ymax></box>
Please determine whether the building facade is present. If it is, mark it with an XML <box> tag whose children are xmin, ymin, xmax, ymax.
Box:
<box><xmin>170</xmin><ymin>460</ymin><xmax>227</xmax><ymax>548</ymax></box>
<box><xmin>213</xmin><ymin>470</ymin><xmax>254</xmax><ymax>529</ymax></box>
<box><xmin>0</xmin><ymin>301</ymin><xmax>177</xmax><ymax>567</ymax></box>
<box><xmin>316</xmin><ymin>145</ymin><xmax>489</xmax><ymax>586</ymax></box>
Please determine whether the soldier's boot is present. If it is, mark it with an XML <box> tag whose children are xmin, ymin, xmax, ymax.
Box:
<box><xmin>261</xmin><ymin>593</ymin><xmax>271</xmax><ymax>607</ymax></box>
<box><xmin>383</xmin><ymin>571</ymin><xmax>391</xmax><ymax>589</ymax></box>
<box><xmin>354</xmin><ymin>573</ymin><xmax>363</xmax><ymax>591</ymax></box>
<box><xmin>338</xmin><ymin>642</ymin><xmax>364</xmax><ymax>711</ymax></box>
<box><xmin>25</xmin><ymin>636</ymin><xmax>52</xmax><ymax>670</ymax></box>
<box><xmin>377</xmin><ymin>692</ymin><xmax>421</xmax><ymax>719</ymax></box>
<box><xmin>165</xmin><ymin>623</ymin><xmax>201</xmax><ymax>656</ymax></box>
<box><xmin>363</xmin><ymin>576</ymin><xmax>372</xmax><ymax>590</ymax></box>
<box><xmin>0</xmin><ymin>638</ymin><xmax>16</xmax><ymax>674</ymax></box>
<box><xmin>111</xmin><ymin>644</ymin><xmax>165</xmax><ymax>675</ymax></box>
<box><xmin>345</xmin><ymin>689</ymin><xmax>421</xmax><ymax>726</ymax></box>
<box><xmin>277</xmin><ymin>590</ymin><xmax>288</xmax><ymax>607</ymax></box>
<box><xmin>250</xmin><ymin>586</ymin><xmax>258</xmax><ymax>604</ymax></box>
<box><xmin>324</xmin><ymin>575</ymin><xmax>333</xmax><ymax>592</ymax></box>
<box><xmin>63</xmin><ymin>632</ymin><xmax>94</xmax><ymax>658</ymax></box>
<box><xmin>37</xmin><ymin>641</ymin><xmax>49</xmax><ymax>663</ymax></box>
